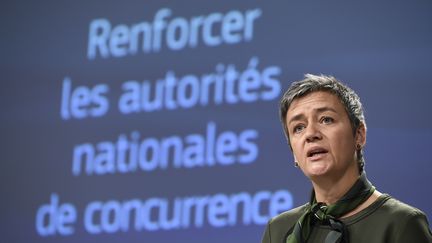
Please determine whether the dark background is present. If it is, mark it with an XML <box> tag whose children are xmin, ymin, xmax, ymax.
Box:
<box><xmin>1</xmin><ymin>0</ymin><xmax>432</xmax><ymax>242</ymax></box>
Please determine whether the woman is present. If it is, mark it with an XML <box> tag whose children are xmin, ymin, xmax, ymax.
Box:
<box><xmin>261</xmin><ymin>74</ymin><xmax>432</xmax><ymax>243</ymax></box>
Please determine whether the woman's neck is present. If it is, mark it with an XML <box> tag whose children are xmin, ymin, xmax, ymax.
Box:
<box><xmin>311</xmin><ymin>167</ymin><xmax>360</xmax><ymax>205</ymax></box>
<box><xmin>310</xmin><ymin>167</ymin><xmax>382</xmax><ymax>218</ymax></box>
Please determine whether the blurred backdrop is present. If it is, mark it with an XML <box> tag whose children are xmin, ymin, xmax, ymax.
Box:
<box><xmin>1</xmin><ymin>0</ymin><xmax>432</xmax><ymax>242</ymax></box>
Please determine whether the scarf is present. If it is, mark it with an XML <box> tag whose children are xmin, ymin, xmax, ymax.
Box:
<box><xmin>285</xmin><ymin>172</ymin><xmax>375</xmax><ymax>243</ymax></box>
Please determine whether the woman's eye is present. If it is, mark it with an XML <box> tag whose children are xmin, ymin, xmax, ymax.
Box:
<box><xmin>293</xmin><ymin>125</ymin><xmax>305</xmax><ymax>133</ymax></box>
<box><xmin>322</xmin><ymin>117</ymin><xmax>334</xmax><ymax>124</ymax></box>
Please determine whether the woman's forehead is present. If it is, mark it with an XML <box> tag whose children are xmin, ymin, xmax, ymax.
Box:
<box><xmin>287</xmin><ymin>91</ymin><xmax>344</xmax><ymax>115</ymax></box>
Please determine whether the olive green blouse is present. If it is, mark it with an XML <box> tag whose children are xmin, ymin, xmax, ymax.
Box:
<box><xmin>262</xmin><ymin>194</ymin><xmax>432</xmax><ymax>243</ymax></box>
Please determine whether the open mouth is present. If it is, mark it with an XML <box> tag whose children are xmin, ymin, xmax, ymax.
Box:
<box><xmin>307</xmin><ymin>148</ymin><xmax>328</xmax><ymax>158</ymax></box>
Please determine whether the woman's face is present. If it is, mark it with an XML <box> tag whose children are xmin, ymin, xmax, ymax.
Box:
<box><xmin>285</xmin><ymin>91</ymin><xmax>365</xmax><ymax>180</ymax></box>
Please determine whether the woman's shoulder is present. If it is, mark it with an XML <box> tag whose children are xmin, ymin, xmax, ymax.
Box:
<box><xmin>376</xmin><ymin>195</ymin><xmax>432</xmax><ymax>241</ymax></box>
<box><xmin>262</xmin><ymin>203</ymin><xmax>310</xmax><ymax>243</ymax></box>
<box><xmin>269</xmin><ymin>203</ymin><xmax>309</xmax><ymax>226</ymax></box>
<box><xmin>378</xmin><ymin>194</ymin><xmax>428</xmax><ymax>219</ymax></box>
<box><xmin>346</xmin><ymin>193</ymin><xmax>428</xmax><ymax>224</ymax></box>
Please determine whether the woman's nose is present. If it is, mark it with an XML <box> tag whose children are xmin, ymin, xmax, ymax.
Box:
<box><xmin>305</xmin><ymin>124</ymin><xmax>322</xmax><ymax>142</ymax></box>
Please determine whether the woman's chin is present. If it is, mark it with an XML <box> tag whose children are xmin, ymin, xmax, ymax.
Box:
<box><xmin>304</xmin><ymin>162</ymin><xmax>330</xmax><ymax>178</ymax></box>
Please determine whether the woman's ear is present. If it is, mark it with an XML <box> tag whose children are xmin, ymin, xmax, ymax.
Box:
<box><xmin>356</xmin><ymin>122</ymin><xmax>367</xmax><ymax>147</ymax></box>
<box><xmin>293</xmin><ymin>154</ymin><xmax>299</xmax><ymax>168</ymax></box>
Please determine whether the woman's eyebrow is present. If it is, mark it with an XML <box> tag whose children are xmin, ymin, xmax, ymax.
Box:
<box><xmin>287</xmin><ymin>113</ymin><xmax>305</xmax><ymax>126</ymax></box>
<box><xmin>287</xmin><ymin>107</ymin><xmax>338</xmax><ymax>125</ymax></box>
<box><xmin>315</xmin><ymin>107</ymin><xmax>337</xmax><ymax>114</ymax></box>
